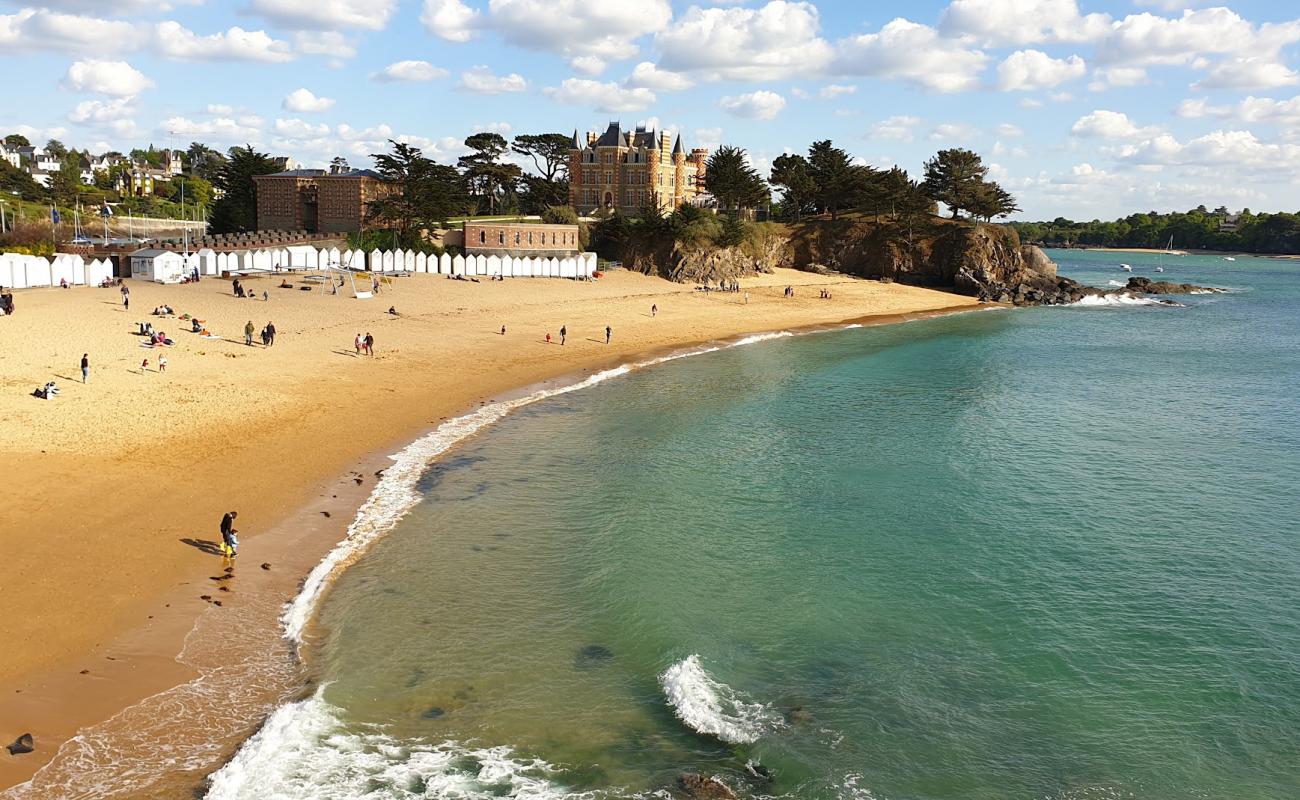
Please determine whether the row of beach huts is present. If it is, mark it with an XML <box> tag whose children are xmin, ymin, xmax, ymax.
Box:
<box><xmin>0</xmin><ymin>247</ymin><xmax>601</xmax><ymax>290</ymax></box>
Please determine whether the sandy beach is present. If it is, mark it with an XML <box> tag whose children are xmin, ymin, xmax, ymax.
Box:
<box><xmin>0</xmin><ymin>268</ymin><xmax>978</xmax><ymax>795</ymax></box>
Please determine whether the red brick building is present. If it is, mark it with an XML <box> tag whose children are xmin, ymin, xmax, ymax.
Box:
<box><xmin>569</xmin><ymin>122</ymin><xmax>709</xmax><ymax>215</ymax></box>
<box><xmin>253</xmin><ymin>169</ymin><xmax>396</xmax><ymax>234</ymax></box>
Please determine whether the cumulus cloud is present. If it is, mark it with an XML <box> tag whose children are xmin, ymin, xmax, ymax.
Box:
<box><xmin>1070</xmin><ymin>110</ymin><xmax>1161</xmax><ymax>140</ymax></box>
<box><xmin>459</xmin><ymin>66</ymin><xmax>527</xmax><ymax>94</ymax></box>
<box><xmin>372</xmin><ymin>60</ymin><xmax>448</xmax><ymax>82</ymax></box>
<box><xmin>0</xmin><ymin>9</ymin><xmax>136</xmax><ymax>52</ymax></box>
<box><xmin>819</xmin><ymin>84</ymin><xmax>856</xmax><ymax>99</ymax></box>
<box><xmin>62</xmin><ymin>59</ymin><xmax>153</xmax><ymax>97</ymax></box>
<box><xmin>997</xmin><ymin>50</ymin><xmax>1085</xmax><ymax>91</ymax></box>
<box><xmin>246</xmin><ymin>0</ymin><xmax>397</xmax><ymax>31</ymax></box>
<box><xmin>930</xmin><ymin>122</ymin><xmax>980</xmax><ymax>141</ymax></box>
<box><xmin>657</xmin><ymin>1</ymin><xmax>833</xmax><ymax>81</ymax></box>
<box><xmin>998</xmin><ymin>122</ymin><xmax>1025</xmax><ymax>137</ymax></box>
<box><xmin>1115</xmin><ymin>129</ymin><xmax>1300</xmax><ymax>170</ymax></box>
<box><xmin>626</xmin><ymin>61</ymin><xmax>693</xmax><ymax>92</ymax></box>
<box><xmin>717</xmin><ymin>90</ymin><xmax>787</xmax><ymax>120</ymax></box>
<box><xmin>162</xmin><ymin>115</ymin><xmax>263</xmax><ymax>143</ymax></box>
<box><xmin>1177</xmin><ymin>94</ymin><xmax>1300</xmax><ymax>126</ymax></box>
<box><xmin>282</xmin><ymin>88</ymin><xmax>335</xmax><ymax>113</ymax></box>
<box><xmin>940</xmin><ymin>0</ymin><xmax>1111</xmax><ymax>46</ymax></box>
<box><xmin>155</xmin><ymin>21</ymin><xmax>293</xmax><ymax>62</ymax></box>
<box><xmin>544</xmin><ymin>78</ymin><xmax>656</xmax><ymax>112</ymax></box>
<box><xmin>1193</xmin><ymin>57</ymin><xmax>1300</xmax><ymax>90</ymax></box>
<box><xmin>835</xmin><ymin>18</ymin><xmax>988</xmax><ymax>93</ymax></box>
<box><xmin>292</xmin><ymin>31</ymin><xmax>357</xmax><ymax>61</ymax></box>
<box><xmin>68</xmin><ymin>97</ymin><xmax>136</xmax><ymax>123</ymax></box>
<box><xmin>424</xmin><ymin>0</ymin><xmax>671</xmax><ymax>64</ymax></box>
<box><xmin>866</xmin><ymin>115</ymin><xmax>921</xmax><ymax>141</ymax></box>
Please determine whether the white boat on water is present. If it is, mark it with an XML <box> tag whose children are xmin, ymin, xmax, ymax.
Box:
<box><xmin>1120</xmin><ymin>263</ymin><xmax>1132</xmax><ymax>271</ymax></box>
<box><xmin>1155</xmin><ymin>267</ymin><xmax>1164</xmax><ymax>272</ymax></box>
<box><xmin>1224</xmin><ymin>256</ymin><xmax>1237</xmax><ymax>262</ymax></box>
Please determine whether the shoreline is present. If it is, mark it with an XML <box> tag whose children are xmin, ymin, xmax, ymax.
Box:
<box><xmin>0</xmin><ymin>270</ymin><xmax>981</xmax><ymax>796</ymax></box>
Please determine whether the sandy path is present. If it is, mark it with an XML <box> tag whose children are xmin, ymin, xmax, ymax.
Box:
<box><xmin>0</xmin><ymin>268</ymin><xmax>978</xmax><ymax>790</ymax></box>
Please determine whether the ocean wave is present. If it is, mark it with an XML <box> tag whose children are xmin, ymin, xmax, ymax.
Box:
<box><xmin>205</xmin><ymin>687</ymin><xmax>591</xmax><ymax>800</ymax></box>
<box><xmin>283</xmin><ymin>330</ymin><xmax>801</xmax><ymax>645</ymax></box>
<box><xmin>1069</xmin><ymin>293</ymin><xmax>1177</xmax><ymax>308</ymax></box>
<box><xmin>1106</xmin><ymin>280</ymin><xmax>1127</xmax><ymax>287</ymax></box>
<box><xmin>659</xmin><ymin>655</ymin><xmax>783</xmax><ymax>745</ymax></box>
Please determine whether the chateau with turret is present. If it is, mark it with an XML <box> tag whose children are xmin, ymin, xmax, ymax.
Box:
<box><xmin>569</xmin><ymin>122</ymin><xmax>709</xmax><ymax>215</ymax></box>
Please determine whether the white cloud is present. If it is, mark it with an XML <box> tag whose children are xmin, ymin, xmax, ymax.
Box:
<box><xmin>545</xmin><ymin>78</ymin><xmax>656</xmax><ymax>112</ymax></box>
<box><xmin>695</xmin><ymin>127</ymin><xmax>723</xmax><ymax>149</ymax></box>
<box><xmin>818</xmin><ymin>83</ymin><xmax>856</xmax><ymax>99</ymax></box>
<box><xmin>206</xmin><ymin>104</ymin><xmax>236</xmax><ymax>115</ymax></box>
<box><xmin>626</xmin><ymin>61</ymin><xmax>693</xmax><ymax>92</ymax></box>
<box><xmin>459</xmin><ymin>66</ymin><xmax>527</xmax><ymax>94</ymax></box>
<box><xmin>997</xmin><ymin>123</ymin><xmax>1025</xmax><ymax>137</ymax></box>
<box><xmin>0</xmin><ymin>9</ymin><xmax>136</xmax><ymax>53</ymax></box>
<box><xmin>1088</xmin><ymin>66</ymin><xmax>1148</xmax><ymax>90</ymax></box>
<box><xmin>373</xmin><ymin>60</ymin><xmax>448</xmax><ymax>82</ymax></box>
<box><xmin>997</xmin><ymin>50</ymin><xmax>1085</xmax><ymax>91</ymax></box>
<box><xmin>1194</xmin><ymin>57</ymin><xmax>1300</xmax><ymax>90</ymax></box>
<box><xmin>1115</xmin><ymin>129</ymin><xmax>1300</xmax><ymax>170</ymax></box>
<box><xmin>246</xmin><ymin>0</ymin><xmax>397</xmax><ymax>31</ymax></box>
<box><xmin>1070</xmin><ymin>109</ymin><xmax>1161</xmax><ymax>140</ymax></box>
<box><xmin>162</xmin><ymin>115</ymin><xmax>263</xmax><ymax>144</ymax></box>
<box><xmin>473</xmin><ymin>121</ymin><xmax>513</xmax><ymax>135</ymax></box>
<box><xmin>717</xmin><ymin>90</ymin><xmax>787</xmax><ymax>120</ymax></box>
<box><xmin>835</xmin><ymin>18</ymin><xmax>988</xmax><ymax>93</ymax></box>
<box><xmin>421</xmin><ymin>0</ymin><xmax>478</xmax><ymax>42</ymax></box>
<box><xmin>866</xmin><ymin>115</ymin><xmax>920</xmax><ymax>141</ymax></box>
<box><xmin>68</xmin><ymin>97</ymin><xmax>136</xmax><ymax>124</ymax></box>
<box><xmin>424</xmin><ymin>0</ymin><xmax>671</xmax><ymax>64</ymax></box>
<box><xmin>941</xmin><ymin>0</ymin><xmax>1111</xmax><ymax>46</ymax></box>
<box><xmin>282</xmin><ymin>88</ymin><xmax>335</xmax><ymax>113</ymax></box>
<box><xmin>1177</xmin><ymin>94</ymin><xmax>1300</xmax><ymax>127</ymax></box>
<box><xmin>274</xmin><ymin>118</ymin><xmax>331</xmax><ymax>139</ymax></box>
<box><xmin>570</xmin><ymin>55</ymin><xmax>606</xmax><ymax>76</ymax></box>
<box><xmin>154</xmin><ymin>22</ymin><xmax>293</xmax><ymax>62</ymax></box>
<box><xmin>657</xmin><ymin>1</ymin><xmax>833</xmax><ymax>81</ymax></box>
<box><xmin>62</xmin><ymin>59</ymin><xmax>153</xmax><ymax>97</ymax></box>
<box><xmin>930</xmin><ymin>122</ymin><xmax>980</xmax><ymax>141</ymax></box>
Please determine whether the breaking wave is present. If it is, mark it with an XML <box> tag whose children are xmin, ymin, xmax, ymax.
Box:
<box><xmin>205</xmin><ymin>687</ymin><xmax>592</xmax><ymax>800</ymax></box>
<box><xmin>659</xmin><ymin>655</ymin><xmax>783</xmax><ymax>745</ymax></box>
<box><xmin>1070</xmin><ymin>293</ymin><xmax>1178</xmax><ymax>308</ymax></box>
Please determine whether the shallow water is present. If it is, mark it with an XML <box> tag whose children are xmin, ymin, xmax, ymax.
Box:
<box><xmin>208</xmin><ymin>251</ymin><xmax>1300</xmax><ymax>799</ymax></box>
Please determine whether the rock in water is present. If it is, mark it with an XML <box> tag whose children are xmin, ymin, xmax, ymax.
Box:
<box><xmin>574</xmin><ymin>644</ymin><xmax>614</xmax><ymax>669</ymax></box>
<box><xmin>676</xmin><ymin>774</ymin><xmax>737</xmax><ymax>799</ymax></box>
<box><xmin>6</xmin><ymin>733</ymin><xmax>34</xmax><ymax>755</ymax></box>
<box><xmin>421</xmin><ymin>706</ymin><xmax>445</xmax><ymax>719</ymax></box>
<box><xmin>786</xmin><ymin>705</ymin><xmax>814</xmax><ymax>725</ymax></box>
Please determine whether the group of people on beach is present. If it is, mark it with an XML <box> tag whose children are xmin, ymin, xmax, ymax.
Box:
<box><xmin>354</xmin><ymin>332</ymin><xmax>375</xmax><ymax>356</ymax></box>
<box><xmin>244</xmin><ymin>320</ymin><xmax>276</xmax><ymax>347</ymax></box>
<box><xmin>543</xmin><ymin>324</ymin><xmax>612</xmax><ymax>345</ymax></box>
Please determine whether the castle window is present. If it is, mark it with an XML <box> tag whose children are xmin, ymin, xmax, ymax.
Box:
<box><xmin>515</xmin><ymin>232</ymin><xmax>521</xmax><ymax>244</ymax></box>
<box><xmin>499</xmin><ymin>231</ymin><xmax>505</xmax><ymax>244</ymax></box>
<box><xmin>480</xmin><ymin>230</ymin><xmax>486</xmax><ymax>244</ymax></box>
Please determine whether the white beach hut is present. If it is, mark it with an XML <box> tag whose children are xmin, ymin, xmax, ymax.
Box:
<box><xmin>130</xmin><ymin>249</ymin><xmax>187</xmax><ymax>283</ymax></box>
<box><xmin>452</xmin><ymin>254</ymin><xmax>465</xmax><ymax>275</ymax></box>
<box><xmin>486</xmin><ymin>255</ymin><xmax>502</xmax><ymax>278</ymax></box>
<box><xmin>415</xmin><ymin>252</ymin><xmax>427</xmax><ymax>273</ymax></box>
<box><xmin>0</xmin><ymin>255</ymin><xmax>13</xmax><ymax>289</ymax></box>
<box><xmin>438</xmin><ymin>253</ymin><xmax>451</xmax><ymax>275</ymax></box>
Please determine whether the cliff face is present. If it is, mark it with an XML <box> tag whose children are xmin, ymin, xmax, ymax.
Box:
<box><xmin>786</xmin><ymin>219</ymin><xmax>1089</xmax><ymax>305</ymax></box>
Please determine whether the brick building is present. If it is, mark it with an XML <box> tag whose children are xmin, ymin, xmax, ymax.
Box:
<box><xmin>253</xmin><ymin>169</ymin><xmax>396</xmax><ymax>234</ymax></box>
<box><xmin>460</xmin><ymin>221</ymin><xmax>580</xmax><ymax>256</ymax></box>
<box><xmin>569</xmin><ymin>122</ymin><xmax>709</xmax><ymax>215</ymax></box>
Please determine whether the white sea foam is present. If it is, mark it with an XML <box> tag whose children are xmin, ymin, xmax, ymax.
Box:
<box><xmin>1107</xmin><ymin>280</ymin><xmax>1127</xmax><ymax>287</ymax></box>
<box><xmin>1070</xmin><ymin>293</ymin><xmax>1174</xmax><ymax>308</ymax></box>
<box><xmin>659</xmin><ymin>655</ymin><xmax>782</xmax><ymax>745</ymax></box>
<box><xmin>206</xmin><ymin>688</ymin><xmax>590</xmax><ymax>800</ymax></box>
<box><xmin>283</xmin><ymin>330</ymin><xmax>797</xmax><ymax>645</ymax></box>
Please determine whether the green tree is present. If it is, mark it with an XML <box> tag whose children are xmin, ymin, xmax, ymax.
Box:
<box><xmin>330</xmin><ymin>156</ymin><xmax>350</xmax><ymax>173</ymax></box>
<box><xmin>807</xmin><ymin>140</ymin><xmax>859</xmax><ymax>219</ymax></box>
<box><xmin>45</xmin><ymin>139</ymin><xmax>68</xmax><ymax>159</ymax></box>
<box><xmin>968</xmin><ymin>181</ymin><xmax>1020</xmax><ymax>222</ymax></box>
<box><xmin>541</xmin><ymin>204</ymin><xmax>579</xmax><ymax>225</ymax></box>
<box><xmin>458</xmin><ymin>132</ymin><xmax>520</xmax><ymax>215</ymax></box>
<box><xmin>512</xmin><ymin>133</ymin><xmax>572</xmax><ymax>214</ymax></box>
<box><xmin>186</xmin><ymin>142</ymin><xmax>227</xmax><ymax>182</ymax></box>
<box><xmin>703</xmin><ymin>145</ymin><xmax>768</xmax><ymax>212</ymax></box>
<box><xmin>369</xmin><ymin>140</ymin><xmax>469</xmax><ymax>237</ymax></box>
<box><xmin>0</xmin><ymin>158</ymin><xmax>43</xmax><ymax>201</ymax></box>
<box><xmin>169</xmin><ymin>175</ymin><xmax>213</xmax><ymax>210</ymax></box>
<box><xmin>4</xmin><ymin>133</ymin><xmax>30</xmax><ymax>149</ymax></box>
<box><xmin>209</xmin><ymin>144</ymin><xmax>279</xmax><ymax>234</ymax></box>
<box><xmin>769</xmin><ymin>154</ymin><xmax>816</xmax><ymax>221</ymax></box>
<box><xmin>921</xmin><ymin>148</ymin><xmax>988</xmax><ymax>219</ymax></box>
<box><xmin>48</xmin><ymin>155</ymin><xmax>83</xmax><ymax>204</ymax></box>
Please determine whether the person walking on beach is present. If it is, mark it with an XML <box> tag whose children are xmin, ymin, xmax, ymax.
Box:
<box><xmin>244</xmin><ymin>320</ymin><xmax>255</xmax><ymax>347</ymax></box>
<box><xmin>140</xmin><ymin>357</ymin><xmax>149</xmax><ymax>372</ymax></box>
<box><xmin>651</xmin><ymin>303</ymin><xmax>657</xmax><ymax>317</ymax></box>
<box><xmin>266</xmin><ymin>321</ymin><xmax>276</xmax><ymax>347</ymax></box>
<box><xmin>80</xmin><ymin>353</ymin><xmax>89</xmax><ymax>383</ymax></box>
<box><xmin>220</xmin><ymin>511</ymin><xmax>238</xmax><ymax>558</ymax></box>
<box><xmin>605</xmin><ymin>325</ymin><xmax>612</xmax><ymax>345</ymax></box>
<box><xmin>158</xmin><ymin>354</ymin><xmax>167</xmax><ymax>373</ymax></box>
<box><xmin>364</xmin><ymin>332</ymin><xmax>374</xmax><ymax>356</ymax></box>
<box><xmin>500</xmin><ymin>325</ymin><xmax>506</xmax><ymax>336</ymax></box>
<box><xmin>354</xmin><ymin>333</ymin><xmax>363</xmax><ymax>356</ymax></box>
<box><xmin>122</xmin><ymin>286</ymin><xmax>129</xmax><ymax>311</ymax></box>
<box><xmin>560</xmin><ymin>325</ymin><xmax>566</xmax><ymax>346</ymax></box>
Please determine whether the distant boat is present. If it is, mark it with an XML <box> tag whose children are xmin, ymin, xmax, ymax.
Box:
<box><xmin>1120</xmin><ymin>263</ymin><xmax>1132</xmax><ymax>271</ymax></box>
<box><xmin>1224</xmin><ymin>256</ymin><xmax>1236</xmax><ymax>262</ymax></box>
<box><xmin>1155</xmin><ymin>267</ymin><xmax>1164</xmax><ymax>273</ymax></box>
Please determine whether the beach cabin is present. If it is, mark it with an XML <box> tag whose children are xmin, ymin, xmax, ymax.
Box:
<box><xmin>130</xmin><ymin>249</ymin><xmax>188</xmax><ymax>283</ymax></box>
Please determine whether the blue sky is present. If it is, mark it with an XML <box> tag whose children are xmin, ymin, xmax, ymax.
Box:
<box><xmin>3</xmin><ymin>0</ymin><xmax>1300</xmax><ymax>219</ymax></box>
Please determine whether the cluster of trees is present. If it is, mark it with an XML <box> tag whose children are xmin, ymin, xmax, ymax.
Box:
<box><xmin>766</xmin><ymin>143</ymin><xmax>1017</xmax><ymax>224</ymax></box>
<box><xmin>1011</xmin><ymin>207</ymin><xmax>1300</xmax><ymax>254</ymax></box>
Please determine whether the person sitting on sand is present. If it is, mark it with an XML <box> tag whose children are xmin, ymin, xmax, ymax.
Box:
<box><xmin>59</xmin><ymin>277</ymin><xmax>68</xmax><ymax>289</ymax></box>
<box><xmin>192</xmin><ymin>318</ymin><xmax>202</xmax><ymax>333</ymax></box>
<box><xmin>280</xmin><ymin>279</ymin><xmax>291</xmax><ymax>289</ymax></box>
<box><xmin>388</xmin><ymin>306</ymin><xmax>398</xmax><ymax>316</ymax></box>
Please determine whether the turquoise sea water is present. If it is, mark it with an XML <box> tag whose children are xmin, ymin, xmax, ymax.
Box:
<box><xmin>207</xmin><ymin>250</ymin><xmax>1300</xmax><ymax>799</ymax></box>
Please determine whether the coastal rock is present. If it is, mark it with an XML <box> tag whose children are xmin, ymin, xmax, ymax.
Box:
<box><xmin>1124</xmin><ymin>276</ymin><xmax>1222</xmax><ymax>295</ymax></box>
<box><xmin>7</xmin><ymin>733</ymin><xmax>34</xmax><ymax>755</ymax></box>
<box><xmin>744</xmin><ymin>761</ymin><xmax>775</xmax><ymax>783</ymax></box>
<box><xmin>676</xmin><ymin>774</ymin><xmax>737</xmax><ymax>799</ymax></box>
